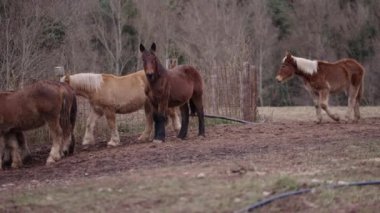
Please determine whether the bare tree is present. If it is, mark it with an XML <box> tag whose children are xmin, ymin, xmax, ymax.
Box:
<box><xmin>88</xmin><ymin>0</ymin><xmax>136</xmax><ymax>74</ymax></box>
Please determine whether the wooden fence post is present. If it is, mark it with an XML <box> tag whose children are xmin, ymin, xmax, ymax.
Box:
<box><xmin>54</xmin><ymin>66</ymin><xmax>65</xmax><ymax>78</ymax></box>
<box><xmin>240</xmin><ymin>62</ymin><xmax>254</xmax><ymax>121</ymax></box>
<box><xmin>211</xmin><ymin>73</ymin><xmax>218</xmax><ymax>114</ymax></box>
<box><xmin>165</xmin><ymin>58</ymin><xmax>178</xmax><ymax>69</ymax></box>
<box><xmin>251</xmin><ymin>65</ymin><xmax>258</xmax><ymax>121</ymax></box>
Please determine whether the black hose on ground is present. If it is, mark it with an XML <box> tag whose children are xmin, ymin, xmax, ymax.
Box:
<box><xmin>203</xmin><ymin>114</ymin><xmax>255</xmax><ymax>124</ymax></box>
<box><xmin>235</xmin><ymin>180</ymin><xmax>380</xmax><ymax>213</ymax></box>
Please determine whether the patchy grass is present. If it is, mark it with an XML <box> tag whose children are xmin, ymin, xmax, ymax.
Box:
<box><xmin>258</xmin><ymin>106</ymin><xmax>380</xmax><ymax>122</ymax></box>
<box><xmin>1</xmin><ymin>107</ymin><xmax>379</xmax><ymax>212</ymax></box>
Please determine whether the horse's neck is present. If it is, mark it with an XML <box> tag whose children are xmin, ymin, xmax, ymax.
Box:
<box><xmin>147</xmin><ymin>64</ymin><xmax>169</xmax><ymax>92</ymax></box>
<box><xmin>157</xmin><ymin>63</ymin><xmax>168</xmax><ymax>76</ymax></box>
<box><xmin>70</xmin><ymin>85</ymin><xmax>91</xmax><ymax>98</ymax></box>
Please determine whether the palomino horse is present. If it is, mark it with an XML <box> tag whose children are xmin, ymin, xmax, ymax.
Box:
<box><xmin>276</xmin><ymin>52</ymin><xmax>365</xmax><ymax>123</ymax></box>
<box><xmin>60</xmin><ymin>70</ymin><xmax>181</xmax><ymax>147</ymax></box>
<box><xmin>140</xmin><ymin>43</ymin><xmax>205</xmax><ymax>142</ymax></box>
<box><xmin>0</xmin><ymin>81</ymin><xmax>77</xmax><ymax>168</ymax></box>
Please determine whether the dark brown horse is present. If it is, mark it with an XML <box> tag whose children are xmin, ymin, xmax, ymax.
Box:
<box><xmin>276</xmin><ymin>52</ymin><xmax>365</xmax><ymax>123</ymax></box>
<box><xmin>0</xmin><ymin>81</ymin><xmax>77</xmax><ymax>169</ymax></box>
<box><xmin>140</xmin><ymin>43</ymin><xmax>205</xmax><ymax>142</ymax></box>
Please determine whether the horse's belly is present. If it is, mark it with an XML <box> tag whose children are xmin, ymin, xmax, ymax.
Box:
<box><xmin>0</xmin><ymin>117</ymin><xmax>45</xmax><ymax>132</ymax></box>
<box><xmin>168</xmin><ymin>99</ymin><xmax>187</xmax><ymax>107</ymax></box>
<box><xmin>114</xmin><ymin>100</ymin><xmax>145</xmax><ymax>114</ymax></box>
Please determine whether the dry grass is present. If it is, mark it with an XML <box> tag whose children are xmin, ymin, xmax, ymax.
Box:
<box><xmin>258</xmin><ymin>106</ymin><xmax>380</xmax><ymax>122</ymax></box>
<box><xmin>2</xmin><ymin>106</ymin><xmax>379</xmax><ymax>212</ymax></box>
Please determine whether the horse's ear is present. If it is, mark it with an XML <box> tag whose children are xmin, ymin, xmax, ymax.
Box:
<box><xmin>286</xmin><ymin>50</ymin><xmax>292</xmax><ymax>57</ymax></box>
<box><xmin>139</xmin><ymin>44</ymin><xmax>145</xmax><ymax>52</ymax></box>
<box><xmin>64</xmin><ymin>73</ymin><xmax>70</xmax><ymax>83</ymax></box>
<box><xmin>150</xmin><ymin>42</ymin><xmax>156</xmax><ymax>52</ymax></box>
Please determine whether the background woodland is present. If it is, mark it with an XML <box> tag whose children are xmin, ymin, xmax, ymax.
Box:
<box><xmin>1</xmin><ymin>0</ymin><xmax>380</xmax><ymax>112</ymax></box>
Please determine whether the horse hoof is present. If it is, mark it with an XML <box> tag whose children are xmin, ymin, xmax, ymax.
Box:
<box><xmin>46</xmin><ymin>157</ymin><xmax>56</xmax><ymax>165</ymax></box>
<box><xmin>62</xmin><ymin>150</ymin><xmax>69</xmax><ymax>157</ymax></box>
<box><xmin>137</xmin><ymin>135</ymin><xmax>149</xmax><ymax>142</ymax></box>
<box><xmin>177</xmin><ymin>135</ymin><xmax>186</xmax><ymax>140</ymax></box>
<box><xmin>333</xmin><ymin>116</ymin><xmax>340</xmax><ymax>122</ymax></box>
<box><xmin>153</xmin><ymin>139</ymin><xmax>164</xmax><ymax>144</ymax></box>
<box><xmin>23</xmin><ymin>155</ymin><xmax>33</xmax><ymax>164</ymax></box>
<box><xmin>107</xmin><ymin>141</ymin><xmax>121</xmax><ymax>147</ymax></box>
<box><xmin>82</xmin><ymin>138</ymin><xmax>95</xmax><ymax>146</ymax></box>
<box><xmin>11</xmin><ymin>162</ymin><xmax>22</xmax><ymax>169</ymax></box>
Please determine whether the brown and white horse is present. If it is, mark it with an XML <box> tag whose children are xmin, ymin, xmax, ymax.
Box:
<box><xmin>276</xmin><ymin>52</ymin><xmax>365</xmax><ymax>123</ymax></box>
<box><xmin>60</xmin><ymin>70</ymin><xmax>181</xmax><ymax>147</ymax></box>
<box><xmin>0</xmin><ymin>81</ymin><xmax>77</xmax><ymax>168</ymax></box>
<box><xmin>140</xmin><ymin>43</ymin><xmax>205</xmax><ymax>143</ymax></box>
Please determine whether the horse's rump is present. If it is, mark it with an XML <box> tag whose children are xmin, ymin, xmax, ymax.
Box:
<box><xmin>0</xmin><ymin>80</ymin><xmax>77</xmax><ymax>166</ymax></box>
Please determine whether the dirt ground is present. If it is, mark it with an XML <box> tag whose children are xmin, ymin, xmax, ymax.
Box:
<box><xmin>0</xmin><ymin>107</ymin><xmax>379</xmax><ymax>212</ymax></box>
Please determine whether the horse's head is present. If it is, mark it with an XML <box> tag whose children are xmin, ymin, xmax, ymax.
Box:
<box><xmin>276</xmin><ymin>52</ymin><xmax>296</xmax><ymax>83</ymax></box>
<box><xmin>140</xmin><ymin>43</ymin><xmax>159</xmax><ymax>82</ymax></box>
<box><xmin>60</xmin><ymin>74</ymin><xmax>70</xmax><ymax>84</ymax></box>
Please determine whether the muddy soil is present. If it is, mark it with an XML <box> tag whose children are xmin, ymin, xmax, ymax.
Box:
<box><xmin>1</xmin><ymin>118</ymin><xmax>379</xmax><ymax>186</ymax></box>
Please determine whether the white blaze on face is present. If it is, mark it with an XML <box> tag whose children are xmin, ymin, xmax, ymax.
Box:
<box><xmin>276</xmin><ymin>75</ymin><xmax>283</xmax><ymax>82</ymax></box>
<box><xmin>59</xmin><ymin>76</ymin><xmax>66</xmax><ymax>82</ymax></box>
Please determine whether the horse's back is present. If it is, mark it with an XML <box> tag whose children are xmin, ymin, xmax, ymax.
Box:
<box><xmin>0</xmin><ymin>80</ymin><xmax>69</xmax><ymax>131</ymax></box>
<box><xmin>95</xmin><ymin>71</ymin><xmax>148</xmax><ymax>113</ymax></box>
<box><xmin>170</xmin><ymin>65</ymin><xmax>203</xmax><ymax>90</ymax></box>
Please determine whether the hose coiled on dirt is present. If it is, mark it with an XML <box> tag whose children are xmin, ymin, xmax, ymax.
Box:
<box><xmin>235</xmin><ymin>180</ymin><xmax>380</xmax><ymax>213</ymax></box>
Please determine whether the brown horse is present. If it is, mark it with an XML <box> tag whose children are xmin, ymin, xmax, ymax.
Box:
<box><xmin>140</xmin><ymin>43</ymin><xmax>205</xmax><ymax>142</ymax></box>
<box><xmin>0</xmin><ymin>81</ymin><xmax>77</xmax><ymax>168</ymax></box>
<box><xmin>60</xmin><ymin>70</ymin><xmax>181</xmax><ymax>147</ymax></box>
<box><xmin>276</xmin><ymin>52</ymin><xmax>365</xmax><ymax>123</ymax></box>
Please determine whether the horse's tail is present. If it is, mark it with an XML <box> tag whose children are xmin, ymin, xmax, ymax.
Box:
<box><xmin>60</xmin><ymin>87</ymin><xmax>77</xmax><ymax>155</ymax></box>
<box><xmin>189</xmin><ymin>99</ymin><xmax>197</xmax><ymax>116</ymax></box>
<box><xmin>68</xmin><ymin>94</ymin><xmax>77</xmax><ymax>154</ymax></box>
<box><xmin>60</xmin><ymin>92</ymin><xmax>71</xmax><ymax>136</ymax></box>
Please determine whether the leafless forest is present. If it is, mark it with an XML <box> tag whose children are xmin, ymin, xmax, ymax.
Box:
<box><xmin>1</xmin><ymin>0</ymin><xmax>380</xmax><ymax>110</ymax></box>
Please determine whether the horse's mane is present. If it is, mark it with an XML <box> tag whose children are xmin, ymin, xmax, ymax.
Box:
<box><xmin>62</xmin><ymin>73</ymin><xmax>103</xmax><ymax>92</ymax></box>
<box><xmin>284</xmin><ymin>55</ymin><xmax>318</xmax><ymax>75</ymax></box>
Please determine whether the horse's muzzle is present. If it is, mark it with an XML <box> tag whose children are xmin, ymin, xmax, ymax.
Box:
<box><xmin>275</xmin><ymin>76</ymin><xmax>283</xmax><ymax>83</ymax></box>
<box><xmin>146</xmin><ymin>73</ymin><xmax>155</xmax><ymax>82</ymax></box>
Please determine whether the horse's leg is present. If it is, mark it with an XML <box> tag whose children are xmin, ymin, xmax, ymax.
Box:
<box><xmin>305</xmin><ymin>84</ymin><xmax>322</xmax><ymax>123</ymax></box>
<box><xmin>168</xmin><ymin>107</ymin><xmax>181</xmax><ymax>133</ymax></box>
<box><xmin>313</xmin><ymin>92</ymin><xmax>322</xmax><ymax>124</ymax></box>
<box><xmin>319</xmin><ymin>90</ymin><xmax>340</xmax><ymax>122</ymax></box>
<box><xmin>15</xmin><ymin>131</ymin><xmax>31</xmax><ymax>163</ymax></box>
<box><xmin>152</xmin><ymin>100</ymin><xmax>168</xmax><ymax>143</ymax></box>
<box><xmin>8</xmin><ymin>134</ymin><xmax>22</xmax><ymax>169</ymax></box>
<box><xmin>82</xmin><ymin>107</ymin><xmax>102</xmax><ymax>146</ymax></box>
<box><xmin>191</xmin><ymin>97</ymin><xmax>205</xmax><ymax>137</ymax></box>
<box><xmin>345</xmin><ymin>85</ymin><xmax>357</xmax><ymax>122</ymax></box>
<box><xmin>177</xmin><ymin>103</ymin><xmax>189</xmax><ymax>139</ymax></box>
<box><xmin>153</xmin><ymin>111</ymin><xmax>167</xmax><ymax>143</ymax></box>
<box><xmin>46</xmin><ymin>119</ymin><xmax>64</xmax><ymax>164</ymax></box>
<box><xmin>0</xmin><ymin>136</ymin><xmax>5</xmax><ymax>169</ymax></box>
<box><xmin>138</xmin><ymin>102</ymin><xmax>154</xmax><ymax>142</ymax></box>
<box><xmin>105</xmin><ymin>109</ymin><xmax>120</xmax><ymax>147</ymax></box>
<box><xmin>354</xmin><ymin>85</ymin><xmax>362</xmax><ymax>121</ymax></box>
